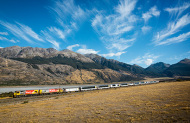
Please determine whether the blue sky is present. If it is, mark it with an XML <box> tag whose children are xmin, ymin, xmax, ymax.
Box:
<box><xmin>0</xmin><ymin>0</ymin><xmax>190</xmax><ymax>68</ymax></box>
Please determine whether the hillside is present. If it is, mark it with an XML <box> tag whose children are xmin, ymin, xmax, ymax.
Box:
<box><xmin>164</xmin><ymin>58</ymin><xmax>190</xmax><ymax>77</ymax></box>
<box><xmin>0</xmin><ymin>46</ymin><xmax>190</xmax><ymax>85</ymax></box>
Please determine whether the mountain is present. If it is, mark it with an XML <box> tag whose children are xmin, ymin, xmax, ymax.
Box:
<box><xmin>0</xmin><ymin>46</ymin><xmax>94</xmax><ymax>63</ymax></box>
<box><xmin>85</xmin><ymin>54</ymin><xmax>147</xmax><ymax>76</ymax></box>
<box><xmin>0</xmin><ymin>46</ymin><xmax>189</xmax><ymax>85</ymax></box>
<box><xmin>164</xmin><ymin>58</ymin><xmax>190</xmax><ymax>77</ymax></box>
<box><xmin>145</xmin><ymin>62</ymin><xmax>170</xmax><ymax>76</ymax></box>
<box><xmin>0</xmin><ymin>46</ymin><xmax>141</xmax><ymax>85</ymax></box>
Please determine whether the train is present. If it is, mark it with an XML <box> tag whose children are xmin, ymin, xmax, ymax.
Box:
<box><xmin>13</xmin><ymin>81</ymin><xmax>159</xmax><ymax>98</ymax></box>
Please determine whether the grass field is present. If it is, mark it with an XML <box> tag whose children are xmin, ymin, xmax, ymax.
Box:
<box><xmin>0</xmin><ymin>81</ymin><xmax>190</xmax><ymax>122</ymax></box>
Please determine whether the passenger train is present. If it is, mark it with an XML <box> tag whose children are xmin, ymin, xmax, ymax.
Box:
<box><xmin>13</xmin><ymin>81</ymin><xmax>159</xmax><ymax>98</ymax></box>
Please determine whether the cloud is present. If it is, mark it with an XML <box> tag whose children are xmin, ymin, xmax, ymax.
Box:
<box><xmin>144</xmin><ymin>59</ymin><xmax>153</xmax><ymax>66</ymax></box>
<box><xmin>100</xmin><ymin>51</ymin><xmax>126</xmax><ymax>57</ymax></box>
<box><xmin>156</xmin><ymin>31</ymin><xmax>190</xmax><ymax>45</ymax></box>
<box><xmin>77</xmin><ymin>48</ymin><xmax>99</xmax><ymax>54</ymax></box>
<box><xmin>115</xmin><ymin>0</ymin><xmax>137</xmax><ymax>17</ymax></box>
<box><xmin>16</xmin><ymin>22</ymin><xmax>44</xmax><ymax>42</ymax></box>
<box><xmin>49</xmin><ymin>0</ymin><xmax>88</xmax><ymax>31</ymax></box>
<box><xmin>130</xmin><ymin>53</ymin><xmax>160</xmax><ymax>66</ymax></box>
<box><xmin>154</xmin><ymin>14</ymin><xmax>190</xmax><ymax>45</ymax></box>
<box><xmin>0</xmin><ymin>36</ymin><xmax>18</xmax><ymax>43</ymax></box>
<box><xmin>0</xmin><ymin>36</ymin><xmax>8</xmax><ymax>40</ymax></box>
<box><xmin>0</xmin><ymin>21</ymin><xmax>43</xmax><ymax>43</ymax></box>
<box><xmin>0</xmin><ymin>32</ymin><xmax>8</xmax><ymax>35</ymax></box>
<box><xmin>141</xmin><ymin>26</ymin><xmax>151</xmax><ymax>34</ymax></box>
<box><xmin>164</xmin><ymin>3</ymin><xmax>190</xmax><ymax>17</ymax></box>
<box><xmin>0</xmin><ymin>47</ymin><xmax>3</xmax><ymax>48</ymax></box>
<box><xmin>47</xmin><ymin>27</ymin><xmax>70</xmax><ymax>40</ymax></box>
<box><xmin>67</xmin><ymin>44</ymin><xmax>80</xmax><ymax>50</ymax></box>
<box><xmin>142</xmin><ymin>6</ymin><xmax>160</xmax><ymax>23</ymax></box>
<box><xmin>41</xmin><ymin>30</ymin><xmax>60</xmax><ymax>50</ymax></box>
<box><xmin>92</xmin><ymin>0</ymin><xmax>137</xmax><ymax>52</ymax></box>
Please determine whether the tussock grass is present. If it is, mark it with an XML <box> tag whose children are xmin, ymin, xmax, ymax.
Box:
<box><xmin>0</xmin><ymin>81</ymin><xmax>190</xmax><ymax>122</ymax></box>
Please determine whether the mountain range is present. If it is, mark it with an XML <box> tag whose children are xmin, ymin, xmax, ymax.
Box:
<box><xmin>0</xmin><ymin>46</ymin><xmax>190</xmax><ymax>85</ymax></box>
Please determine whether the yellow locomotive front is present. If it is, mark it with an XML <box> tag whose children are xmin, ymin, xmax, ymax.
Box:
<box><xmin>13</xmin><ymin>90</ymin><xmax>39</xmax><ymax>98</ymax></box>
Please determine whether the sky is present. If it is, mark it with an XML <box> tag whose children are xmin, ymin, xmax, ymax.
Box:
<box><xmin>0</xmin><ymin>0</ymin><xmax>190</xmax><ymax>68</ymax></box>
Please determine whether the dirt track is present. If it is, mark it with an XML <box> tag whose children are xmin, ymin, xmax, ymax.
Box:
<box><xmin>0</xmin><ymin>81</ymin><xmax>190</xmax><ymax>122</ymax></box>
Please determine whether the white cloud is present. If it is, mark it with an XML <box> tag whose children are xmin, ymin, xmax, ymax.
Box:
<box><xmin>115</xmin><ymin>0</ymin><xmax>137</xmax><ymax>17</ymax></box>
<box><xmin>67</xmin><ymin>44</ymin><xmax>80</xmax><ymax>51</ymax></box>
<box><xmin>77</xmin><ymin>48</ymin><xmax>99</xmax><ymax>54</ymax></box>
<box><xmin>0</xmin><ymin>36</ymin><xmax>8</xmax><ymax>40</ymax></box>
<box><xmin>0</xmin><ymin>47</ymin><xmax>3</xmax><ymax>48</ymax></box>
<box><xmin>0</xmin><ymin>36</ymin><xmax>18</xmax><ymax>43</ymax></box>
<box><xmin>47</xmin><ymin>0</ymin><xmax>90</xmax><ymax>44</ymax></box>
<box><xmin>50</xmin><ymin>0</ymin><xmax>87</xmax><ymax>32</ymax></box>
<box><xmin>41</xmin><ymin>30</ymin><xmax>60</xmax><ymax>50</ymax></box>
<box><xmin>92</xmin><ymin>0</ymin><xmax>137</xmax><ymax>52</ymax></box>
<box><xmin>130</xmin><ymin>53</ymin><xmax>160</xmax><ymax>66</ymax></box>
<box><xmin>101</xmin><ymin>51</ymin><xmax>126</xmax><ymax>57</ymax></box>
<box><xmin>164</xmin><ymin>3</ymin><xmax>190</xmax><ymax>17</ymax></box>
<box><xmin>141</xmin><ymin>26</ymin><xmax>152</xmax><ymax>34</ymax></box>
<box><xmin>156</xmin><ymin>31</ymin><xmax>190</xmax><ymax>45</ymax></box>
<box><xmin>144</xmin><ymin>59</ymin><xmax>153</xmax><ymax>66</ymax></box>
<box><xmin>16</xmin><ymin>22</ymin><xmax>44</xmax><ymax>42</ymax></box>
<box><xmin>48</xmin><ymin>27</ymin><xmax>67</xmax><ymax>40</ymax></box>
<box><xmin>154</xmin><ymin>14</ymin><xmax>190</xmax><ymax>45</ymax></box>
<box><xmin>0</xmin><ymin>32</ymin><xmax>8</xmax><ymax>35</ymax></box>
<box><xmin>0</xmin><ymin>21</ymin><xmax>43</xmax><ymax>43</ymax></box>
<box><xmin>142</xmin><ymin>6</ymin><xmax>160</xmax><ymax>23</ymax></box>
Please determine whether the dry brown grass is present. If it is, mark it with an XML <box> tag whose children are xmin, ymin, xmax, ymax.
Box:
<box><xmin>0</xmin><ymin>81</ymin><xmax>190</xmax><ymax>122</ymax></box>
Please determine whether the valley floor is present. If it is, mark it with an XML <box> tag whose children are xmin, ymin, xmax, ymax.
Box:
<box><xmin>0</xmin><ymin>81</ymin><xmax>190</xmax><ymax>122</ymax></box>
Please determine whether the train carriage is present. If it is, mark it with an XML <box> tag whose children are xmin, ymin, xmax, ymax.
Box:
<box><xmin>128</xmin><ymin>83</ymin><xmax>134</xmax><ymax>86</ymax></box>
<box><xmin>63</xmin><ymin>88</ymin><xmax>80</xmax><ymax>92</ymax></box>
<box><xmin>80</xmin><ymin>86</ymin><xmax>97</xmax><ymax>91</ymax></box>
<box><xmin>120</xmin><ymin>83</ymin><xmax>128</xmax><ymax>87</ymax></box>
<box><xmin>110</xmin><ymin>84</ymin><xmax>120</xmax><ymax>88</ymax></box>
<box><xmin>134</xmin><ymin>82</ymin><xmax>140</xmax><ymax>85</ymax></box>
<box><xmin>98</xmin><ymin>85</ymin><xmax>110</xmax><ymax>89</ymax></box>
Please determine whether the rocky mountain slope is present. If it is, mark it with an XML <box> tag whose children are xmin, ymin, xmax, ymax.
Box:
<box><xmin>145</xmin><ymin>62</ymin><xmax>170</xmax><ymax>76</ymax></box>
<box><xmin>0</xmin><ymin>46</ymin><xmax>189</xmax><ymax>85</ymax></box>
<box><xmin>164</xmin><ymin>58</ymin><xmax>190</xmax><ymax>77</ymax></box>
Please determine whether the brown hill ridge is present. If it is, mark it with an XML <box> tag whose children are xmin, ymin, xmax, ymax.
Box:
<box><xmin>0</xmin><ymin>46</ymin><xmax>190</xmax><ymax>85</ymax></box>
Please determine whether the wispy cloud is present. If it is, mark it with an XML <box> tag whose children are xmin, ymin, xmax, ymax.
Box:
<box><xmin>0</xmin><ymin>21</ymin><xmax>43</xmax><ymax>43</ymax></box>
<box><xmin>154</xmin><ymin>14</ymin><xmax>190</xmax><ymax>45</ymax></box>
<box><xmin>77</xmin><ymin>48</ymin><xmax>99</xmax><ymax>54</ymax></box>
<box><xmin>164</xmin><ymin>3</ymin><xmax>190</xmax><ymax>17</ymax></box>
<box><xmin>47</xmin><ymin>26</ymin><xmax>71</xmax><ymax>41</ymax></box>
<box><xmin>115</xmin><ymin>0</ymin><xmax>137</xmax><ymax>17</ymax></box>
<box><xmin>0</xmin><ymin>36</ymin><xmax>18</xmax><ymax>43</ymax></box>
<box><xmin>141</xmin><ymin>26</ymin><xmax>152</xmax><ymax>34</ymax></box>
<box><xmin>67</xmin><ymin>44</ymin><xmax>80</xmax><ymax>51</ymax></box>
<box><xmin>92</xmin><ymin>0</ymin><xmax>138</xmax><ymax>52</ymax></box>
<box><xmin>142</xmin><ymin>6</ymin><xmax>160</xmax><ymax>23</ymax></box>
<box><xmin>49</xmin><ymin>0</ymin><xmax>88</xmax><ymax>33</ymax></box>
<box><xmin>100</xmin><ymin>51</ymin><xmax>126</xmax><ymax>57</ymax></box>
<box><xmin>156</xmin><ymin>31</ymin><xmax>190</xmax><ymax>45</ymax></box>
<box><xmin>130</xmin><ymin>53</ymin><xmax>160</xmax><ymax>66</ymax></box>
<box><xmin>0</xmin><ymin>32</ymin><xmax>8</xmax><ymax>35</ymax></box>
<box><xmin>41</xmin><ymin>30</ymin><xmax>60</xmax><ymax>50</ymax></box>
